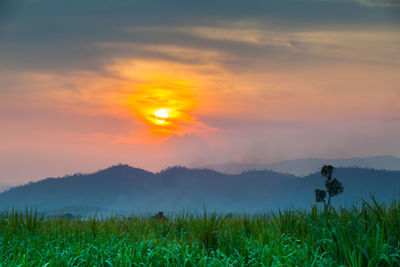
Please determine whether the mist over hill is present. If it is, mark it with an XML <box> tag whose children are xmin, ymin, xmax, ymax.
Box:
<box><xmin>203</xmin><ymin>155</ymin><xmax>400</xmax><ymax>176</ymax></box>
<box><xmin>0</xmin><ymin>164</ymin><xmax>399</xmax><ymax>216</ymax></box>
<box><xmin>0</xmin><ymin>183</ymin><xmax>15</xmax><ymax>193</ymax></box>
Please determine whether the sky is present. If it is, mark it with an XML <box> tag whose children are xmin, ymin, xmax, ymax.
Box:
<box><xmin>1</xmin><ymin>0</ymin><xmax>399</xmax><ymax>183</ymax></box>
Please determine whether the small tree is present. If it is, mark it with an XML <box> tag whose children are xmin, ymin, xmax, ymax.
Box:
<box><xmin>315</xmin><ymin>165</ymin><xmax>344</xmax><ymax>208</ymax></box>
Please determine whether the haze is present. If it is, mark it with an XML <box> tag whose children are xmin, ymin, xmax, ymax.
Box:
<box><xmin>1</xmin><ymin>0</ymin><xmax>399</xmax><ymax>183</ymax></box>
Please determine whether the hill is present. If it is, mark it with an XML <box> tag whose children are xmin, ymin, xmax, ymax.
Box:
<box><xmin>0</xmin><ymin>165</ymin><xmax>399</xmax><ymax>215</ymax></box>
<box><xmin>203</xmin><ymin>155</ymin><xmax>400</xmax><ymax>176</ymax></box>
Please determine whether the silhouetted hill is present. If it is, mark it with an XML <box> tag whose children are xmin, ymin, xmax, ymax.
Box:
<box><xmin>0</xmin><ymin>165</ymin><xmax>398</xmax><ymax>214</ymax></box>
<box><xmin>204</xmin><ymin>155</ymin><xmax>400</xmax><ymax>176</ymax></box>
<box><xmin>0</xmin><ymin>165</ymin><xmax>155</xmax><ymax>212</ymax></box>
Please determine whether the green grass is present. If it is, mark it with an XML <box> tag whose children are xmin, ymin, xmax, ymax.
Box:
<box><xmin>0</xmin><ymin>197</ymin><xmax>399</xmax><ymax>266</ymax></box>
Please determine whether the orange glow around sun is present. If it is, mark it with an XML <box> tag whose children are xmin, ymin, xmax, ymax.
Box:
<box><xmin>126</xmin><ymin>79</ymin><xmax>198</xmax><ymax>135</ymax></box>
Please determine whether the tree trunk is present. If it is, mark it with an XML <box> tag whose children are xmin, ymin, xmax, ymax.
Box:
<box><xmin>327</xmin><ymin>193</ymin><xmax>331</xmax><ymax>208</ymax></box>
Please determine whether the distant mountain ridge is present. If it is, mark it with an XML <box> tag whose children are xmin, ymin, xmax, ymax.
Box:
<box><xmin>203</xmin><ymin>155</ymin><xmax>400</xmax><ymax>176</ymax></box>
<box><xmin>0</xmin><ymin>164</ymin><xmax>399</xmax><ymax>215</ymax></box>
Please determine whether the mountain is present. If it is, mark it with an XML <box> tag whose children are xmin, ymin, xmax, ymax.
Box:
<box><xmin>0</xmin><ymin>165</ymin><xmax>155</xmax><ymax>213</ymax></box>
<box><xmin>0</xmin><ymin>164</ymin><xmax>399</xmax><ymax>215</ymax></box>
<box><xmin>203</xmin><ymin>155</ymin><xmax>400</xmax><ymax>176</ymax></box>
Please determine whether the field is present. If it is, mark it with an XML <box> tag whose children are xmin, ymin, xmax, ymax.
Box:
<box><xmin>0</xmin><ymin>198</ymin><xmax>399</xmax><ymax>266</ymax></box>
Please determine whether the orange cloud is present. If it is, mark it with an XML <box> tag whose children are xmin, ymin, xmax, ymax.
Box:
<box><xmin>104</xmin><ymin>58</ymin><xmax>225</xmax><ymax>139</ymax></box>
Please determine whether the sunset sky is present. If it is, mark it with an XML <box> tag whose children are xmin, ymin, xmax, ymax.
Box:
<box><xmin>1</xmin><ymin>0</ymin><xmax>399</xmax><ymax>183</ymax></box>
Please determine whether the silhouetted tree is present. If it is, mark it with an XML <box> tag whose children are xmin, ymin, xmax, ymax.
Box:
<box><xmin>315</xmin><ymin>165</ymin><xmax>344</xmax><ymax>208</ymax></box>
<box><xmin>315</xmin><ymin>189</ymin><xmax>326</xmax><ymax>203</ymax></box>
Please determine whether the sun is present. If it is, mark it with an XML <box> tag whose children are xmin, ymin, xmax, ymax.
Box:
<box><xmin>125</xmin><ymin>78</ymin><xmax>199</xmax><ymax>135</ymax></box>
<box><xmin>153</xmin><ymin>108</ymin><xmax>171</xmax><ymax>124</ymax></box>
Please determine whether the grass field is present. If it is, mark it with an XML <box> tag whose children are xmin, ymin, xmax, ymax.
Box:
<box><xmin>0</xmin><ymin>197</ymin><xmax>399</xmax><ymax>266</ymax></box>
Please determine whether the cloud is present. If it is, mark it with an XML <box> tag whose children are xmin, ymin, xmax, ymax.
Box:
<box><xmin>356</xmin><ymin>0</ymin><xmax>400</xmax><ymax>6</ymax></box>
<box><xmin>1</xmin><ymin>0</ymin><xmax>398</xmax><ymax>73</ymax></box>
<box><xmin>133</xmin><ymin>25</ymin><xmax>294</xmax><ymax>48</ymax></box>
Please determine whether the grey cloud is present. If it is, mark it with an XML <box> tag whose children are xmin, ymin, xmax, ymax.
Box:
<box><xmin>356</xmin><ymin>0</ymin><xmax>400</xmax><ymax>6</ymax></box>
<box><xmin>1</xmin><ymin>0</ymin><xmax>399</xmax><ymax>72</ymax></box>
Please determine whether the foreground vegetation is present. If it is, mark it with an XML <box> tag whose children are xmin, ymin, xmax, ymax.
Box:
<box><xmin>0</xmin><ymin>198</ymin><xmax>399</xmax><ymax>266</ymax></box>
